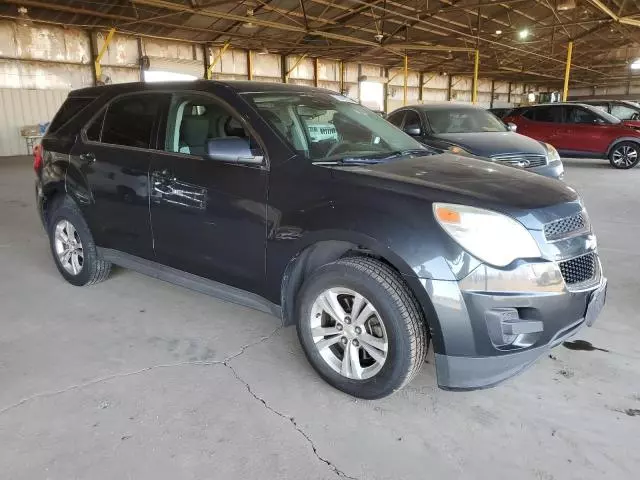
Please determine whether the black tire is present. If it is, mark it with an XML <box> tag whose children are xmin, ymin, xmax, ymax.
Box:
<box><xmin>608</xmin><ymin>141</ymin><xmax>640</xmax><ymax>169</ymax></box>
<box><xmin>296</xmin><ymin>256</ymin><xmax>428</xmax><ymax>399</ymax></box>
<box><xmin>47</xmin><ymin>197</ymin><xmax>112</xmax><ymax>286</ymax></box>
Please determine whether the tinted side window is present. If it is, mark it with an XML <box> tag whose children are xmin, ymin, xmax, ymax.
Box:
<box><xmin>387</xmin><ymin>111</ymin><xmax>405</xmax><ymax>128</ymax></box>
<box><xmin>48</xmin><ymin>97</ymin><xmax>93</xmax><ymax>134</ymax></box>
<box><xmin>403</xmin><ymin>110</ymin><xmax>421</xmax><ymax>128</ymax></box>
<box><xmin>566</xmin><ymin>107</ymin><xmax>599</xmax><ymax>124</ymax></box>
<box><xmin>102</xmin><ymin>95</ymin><xmax>162</xmax><ymax>149</ymax></box>
<box><xmin>528</xmin><ymin>106</ymin><xmax>563</xmax><ymax>123</ymax></box>
<box><xmin>86</xmin><ymin>110</ymin><xmax>106</xmax><ymax>142</ymax></box>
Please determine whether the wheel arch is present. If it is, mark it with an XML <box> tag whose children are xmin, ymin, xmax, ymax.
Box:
<box><xmin>279</xmin><ymin>235</ymin><xmax>445</xmax><ymax>353</ymax></box>
<box><xmin>606</xmin><ymin>137</ymin><xmax>640</xmax><ymax>157</ymax></box>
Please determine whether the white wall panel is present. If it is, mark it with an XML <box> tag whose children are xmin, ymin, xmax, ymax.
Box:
<box><xmin>287</xmin><ymin>56</ymin><xmax>314</xmax><ymax>80</ymax></box>
<box><xmin>102</xmin><ymin>66</ymin><xmax>140</xmax><ymax>84</ymax></box>
<box><xmin>318</xmin><ymin>59</ymin><xmax>339</xmax><ymax>81</ymax></box>
<box><xmin>0</xmin><ymin>88</ymin><xmax>69</xmax><ymax>156</ymax></box>
<box><xmin>253</xmin><ymin>53</ymin><xmax>281</xmax><ymax>78</ymax></box>
<box><xmin>423</xmin><ymin>89</ymin><xmax>448</xmax><ymax>102</ymax></box>
<box><xmin>96</xmin><ymin>32</ymin><xmax>138</xmax><ymax>67</ymax></box>
<box><xmin>143</xmin><ymin>38</ymin><xmax>194</xmax><ymax>60</ymax></box>
<box><xmin>0</xmin><ymin>59</ymin><xmax>92</xmax><ymax>89</ymax></box>
<box><xmin>319</xmin><ymin>80</ymin><xmax>340</xmax><ymax>92</ymax></box>
<box><xmin>344</xmin><ymin>63</ymin><xmax>359</xmax><ymax>82</ymax></box>
<box><xmin>210</xmin><ymin>47</ymin><xmax>247</xmax><ymax>76</ymax></box>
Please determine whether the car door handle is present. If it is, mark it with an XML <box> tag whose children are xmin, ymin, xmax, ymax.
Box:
<box><xmin>79</xmin><ymin>152</ymin><xmax>96</xmax><ymax>163</ymax></box>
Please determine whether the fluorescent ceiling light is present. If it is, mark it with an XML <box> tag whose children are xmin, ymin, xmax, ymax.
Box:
<box><xmin>518</xmin><ymin>29</ymin><xmax>529</xmax><ymax>39</ymax></box>
<box><xmin>631</xmin><ymin>59</ymin><xmax>640</xmax><ymax>70</ymax></box>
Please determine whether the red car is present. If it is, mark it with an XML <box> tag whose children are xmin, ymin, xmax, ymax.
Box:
<box><xmin>504</xmin><ymin>103</ymin><xmax>640</xmax><ymax>169</ymax></box>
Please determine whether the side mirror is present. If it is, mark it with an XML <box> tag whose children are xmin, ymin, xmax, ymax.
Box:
<box><xmin>403</xmin><ymin>124</ymin><xmax>422</xmax><ymax>136</ymax></box>
<box><xmin>592</xmin><ymin>118</ymin><xmax>605</xmax><ymax>125</ymax></box>
<box><xmin>506</xmin><ymin>122</ymin><xmax>517</xmax><ymax>132</ymax></box>
<box><xmin>207</xmin><ymin>137</ymin><xmax>263</xmax><ymax>164</ymax></box>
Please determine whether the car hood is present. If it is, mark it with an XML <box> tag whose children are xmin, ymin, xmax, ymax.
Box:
<box><xmin>330</xmin><ymin>153</ymin><xmax>576</xmax><ymax>211</ymax></box>
<box><xmin>432</xmin><ymin>131</ymin><xmax>547</xmax><ymax>157</ymax></box>
<box><xmin>622</xmin><ymin>120</ymin><xmax>640</xmax><ymax>129</ymax></box>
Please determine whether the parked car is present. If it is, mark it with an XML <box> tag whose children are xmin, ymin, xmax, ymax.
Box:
<box><xmin>488</xmin><ymin>107</ymin><xmax>513</xmax><ymax>119</ymax></box>
<box><xmin>569</xmin><ymin>99</ymin><xmax>640</xmax><ymax>128</ymax></box>
<box><xmin>503</xmin><ymin>103</ymin><xmax>640</xmax><ymax>169</ymax></box>
<box><xmin>387</xmin><ymin>103</ymin><xmax>564</xmax><ymax>179</ymax></box>
<box><xmin>35</xmin><ymin>81</ymin><xmax>606</xmax><ymax>399</ymax></box>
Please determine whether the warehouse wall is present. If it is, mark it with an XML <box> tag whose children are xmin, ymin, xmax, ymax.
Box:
<box><xmin>0</xmin><ymin>18</ymin><xmax>550</xmax><ymax>156</ymax></box>
<box><xmin>0</xmin><ymin>88</ymin><xmax>69</xmax><ymax>156</ymax></box>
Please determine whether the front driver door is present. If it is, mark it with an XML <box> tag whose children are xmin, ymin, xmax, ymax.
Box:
<box><xmin>149</xmin><ymin>92</ymin><xmax>268</xmax><ymax>294</ymax></box>
<box><xmin>562</xmin><ymin>106</ymin><xmax>610</xmax><ymax>154</ymax></box>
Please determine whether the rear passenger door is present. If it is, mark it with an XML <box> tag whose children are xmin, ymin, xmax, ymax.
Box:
<box><xmin>71</xmin><ymin>92</ymin><xmax>169</xmax><ymax>259</ymax></box>
<box><xmin>148</xmin><ymin>92</ymin><xmax>268</xmax><ymax>294</ymax></box>
<box><xmin>519</xmin><ymin>106</ymin><xmax>564</xmax><ymax>146</ymax></box>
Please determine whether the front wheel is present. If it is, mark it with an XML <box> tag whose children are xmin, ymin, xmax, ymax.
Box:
<box><xmin>609</xmin><ymin>141</ymin><xmax>640</xmax><ymax>169</ymax></box>
<box><xmin>297</xmin><ymin>257</ymin><xmax>428</xmax><ymax>399</ymax></box>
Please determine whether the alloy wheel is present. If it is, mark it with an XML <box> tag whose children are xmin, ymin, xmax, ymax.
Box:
<box><xmin>309</xmin><ymin>287</ymin><xmax>388</xmax><ymax>380</ymax></box>
<box><xmin>53</xmin><ymin>219</ymin><xmax>84</xmax><ymax>275</ymax></box>
<box><xmin>612</xmin><ymin>145</ymin><xmax>638</xmax><ymax>168</ymax></box>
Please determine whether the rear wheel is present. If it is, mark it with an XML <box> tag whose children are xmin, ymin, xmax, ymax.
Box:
<box><xmin>48</xmin><ymin>197</ymin><xmax>111</xmax><ymax>286</ymax></box>
<box><xmin>609</xmin><ymin>141</ymin><xmax>640</xmax><ymax>169</ymax></box>
<box><xmin>297</xmin><ymin>257</ymin><xmax>428</xmax><ymax>399</ymax></box>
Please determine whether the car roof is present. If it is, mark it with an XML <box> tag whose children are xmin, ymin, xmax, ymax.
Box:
<box><xmin>406</xmin><ymin>102</ymin><xmax>484</xmax><ymax>111</ymax></box>
<box><xmin>69</xmin><ymin>80</ymin><xmax>334</xmax><ymax>98</ymax></box>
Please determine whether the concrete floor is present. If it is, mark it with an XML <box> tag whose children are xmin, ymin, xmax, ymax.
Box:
<box><xmin>1</xmin><ymin>156</ymin><xmax>639</xmax><ymax>480</ymax></box>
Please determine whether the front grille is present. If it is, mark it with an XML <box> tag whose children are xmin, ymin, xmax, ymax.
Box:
<box><xmin>544</xmin><ymin>212</ymin><xmax>588</xmax><ymax>240</ymax></box>
<box><xmin>559</xmin><ymin>253</ymin><xmax>597</xmax><ymax>285</ymax></box>
<box><xmin>490</xmin><ymin>153</ymin><xmax>547</xmax><ymax>168</ymax></box>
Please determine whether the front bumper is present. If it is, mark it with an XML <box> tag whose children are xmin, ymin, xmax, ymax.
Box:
<box><xmin>424</xmin><ymin>255</ymin><xmax>606</xmax><ymax>390</ymax></box>
<box><xmin>528</xmin><ymin>159</ymin><xmax>564</xmax><ymax>180</ymax></box>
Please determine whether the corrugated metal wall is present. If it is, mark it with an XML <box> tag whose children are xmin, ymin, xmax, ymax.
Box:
<box><xmin>0</xmin><ymin>87</ymin><xmax>68</xmax><ymax>156</ymax></box>
<box><xmin>0</xmin><ymin>18</ymin><xmax>554</xmax><ymax>156</ymax></box>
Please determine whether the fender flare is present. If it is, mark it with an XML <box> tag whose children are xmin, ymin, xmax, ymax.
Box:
<box><xmin>606</xmin><ymin>137</ymin><xmax>640</xmax><ymax>157</ymax></box>
<box><xmin>278</xmin><ymin>230</ymin><xmax>446</xmax><ymax>354</ymax></box>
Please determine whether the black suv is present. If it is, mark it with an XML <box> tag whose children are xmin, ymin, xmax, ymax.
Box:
<box><xmin>36</xmin><ymin>81</ymin><xmax>607</xmax><ymax>399</ymax></box>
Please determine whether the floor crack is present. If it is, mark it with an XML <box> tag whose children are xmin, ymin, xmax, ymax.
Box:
<box><xmin>0</xmin><ymin>326</ymin><xmax>281</xmax><ymax>417</ymax></box>
<box><xmin>224</xmin><ymin>361</ymin><xmax>358</xmax><ymax>480</ymax></box>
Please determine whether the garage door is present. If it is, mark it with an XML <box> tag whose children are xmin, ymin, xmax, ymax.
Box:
<box><xmin>144</xmin><ymin>56</ymin><xmax>204</xmax><ymax>79</ymax></box>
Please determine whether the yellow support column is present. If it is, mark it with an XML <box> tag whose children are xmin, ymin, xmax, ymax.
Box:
<box><xmin>472</xmin><ymin>49</ymin><xmax>479</xmax><ymax>104</ymax></box>
<box><xmin>403</xmin><ymin>55</ymin><xmax>408</xmax><ymax>106</ymax></box>
<box><xmin>207</xmin><ymin>42</ymin><xmax>230</xmax><ymax>80</ymax></box>
<box><xmin>562</xmin><ymin>41</ymin><xmax>573</xmax><ymax>102</ymax></box>
<box><xmin>94</xmin><ymin>28</ymin><xmax>116</xmax><ymax>82</ymax></box>
<box><xmin>247</xmin><ymin>49</ymin><xmax>253</xmax><ymax>81</ymax></box>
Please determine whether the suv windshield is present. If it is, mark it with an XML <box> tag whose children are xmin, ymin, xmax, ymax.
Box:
<box><xmin>243</xmin><ymin>92</ymin><xmax>428</xmax><ymax>162</ymax></box>
<box><xmin>426</xmin><ymin>108</ymin><xmax>507</xmax><ymax>134</ymax></box>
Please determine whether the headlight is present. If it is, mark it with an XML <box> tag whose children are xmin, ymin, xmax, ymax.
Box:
<box><xmin>433</xmin><ymin>203</ymin><xmax>541</xmax><ymax>267</ymax></box>
<box><xmin>447</xmin><ymin>145</ymin><xmax>471</xmax><ymax>155</ymax></box>
<box><xmin>544</xmin><ymin>142</ymin><xmax>561</xmax><ymax>162</ymax></box>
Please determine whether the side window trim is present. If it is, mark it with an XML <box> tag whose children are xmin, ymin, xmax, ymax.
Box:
<box><xmin>388</xmin><ymin>110</ymin><xmax>406</xmax><ymax>129</ymax></box>
<box><xmin>80</xmin><ymin>91</ymin><xmax>170</xmax><ymax>153</ymax></box>
<box><xmin>162</xmin><ymin>90</ymin><xmax>269</xmax><ymax>168</ymax></box>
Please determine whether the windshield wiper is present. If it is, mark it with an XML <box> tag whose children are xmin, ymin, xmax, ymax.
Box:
<box><xmin>314</xmin><ymin>157</ymin><xmax>384</xmax><ymax>166</ymax></box>
<box><xmin>381</xmin><ymin>148</ymin><xmax>434</xmax><ymax>159</ymax></box>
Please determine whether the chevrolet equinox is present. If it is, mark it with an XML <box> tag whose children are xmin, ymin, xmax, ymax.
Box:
<box><xmin>35</xmin><ymin>81</ymin><xmax>607</xmax><ymax>399</ymax></box>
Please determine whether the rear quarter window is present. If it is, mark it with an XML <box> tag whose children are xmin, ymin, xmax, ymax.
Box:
<box><xmin>48</xmin><ymin>97</ymin><xmax>94</xmax><ymax>134</ymax></box>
